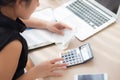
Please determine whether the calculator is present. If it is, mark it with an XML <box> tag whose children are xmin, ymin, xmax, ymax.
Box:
<box><xmin>60</xmin><ymin>43</ymin><xmax>93</xmax><ymax>67</ymax></box>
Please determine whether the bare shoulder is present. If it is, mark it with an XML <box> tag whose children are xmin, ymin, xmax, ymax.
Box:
<box><xmin>0</xmin><ymin>40</ymin><xmax>23</xmax><ymax>79</ymax></box>
<box><xmin>0</xmin><ymin>40</ymin><xmax>22</xmax><ymax>60</ymax></box>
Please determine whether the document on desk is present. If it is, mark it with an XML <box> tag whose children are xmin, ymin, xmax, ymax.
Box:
<box><xmin>21</xmin><ymin>8</ymin><xmax>74</xmax><ymax>50</ymax></box>
<box><xmin>74</xmin><ymin>73</ymin><xmax>108</xmax><ymax>80</ymax></box>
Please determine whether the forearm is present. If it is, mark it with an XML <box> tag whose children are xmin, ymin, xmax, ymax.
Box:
<box><xmin>18</xmin><ymin>58</ymin><xmax>67</xmax><ymax>80</ymax></box>
<box><xmin>21</xmin><ymin>17</ymin><xmax>49</xmax><ymax>29</ymax></box>
<box><xmin>21</xmin><ymin>17</ymin><xmax>72</xmax><ymax>35</ymax></box>
<box><xmin>17</xmin><ymin>67</ymin><xmax>43</xmax><ymax>80</ymax></box>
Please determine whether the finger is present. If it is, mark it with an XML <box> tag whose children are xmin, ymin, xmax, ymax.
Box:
<box><xmin>53</xmin><ymin>63</ymin><xmax>68</xmax><ymax>67</ymax></box>
<box><xmin>52</xmin><ymin>66</ymin><xmax>67</xmax><ymax>71</ymax></box>
<box><xmin>53</xmin><ymin>28</ymin><xmax>64</xmax><ymax>35</ymax></box>
<box><xmin>50</xmin><ymin>58</ymin><xmax>64</xmax><ymax>64</ymax></box>
<box><xmin>49</xmin><ymin>72</ymin><xmax>63</xmax><ymax>77</ymax></box>
<box><xmin>58</xmin><ymin>22</ymin><xmax>72</xmax><ymax>30</ymax></box>
<box><xmin>36</xmin><ymin>78</ymin><xmax>44</xmax><ymax>80</ymax></box>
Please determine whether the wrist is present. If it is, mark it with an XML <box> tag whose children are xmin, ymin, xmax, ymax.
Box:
<box><xmin>43</xmin><ymin>21</ymin><xmax>52</xmax><ymax>30</ymax></box>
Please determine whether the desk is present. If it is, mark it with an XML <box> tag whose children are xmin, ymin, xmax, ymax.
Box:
<box><xmin>27</xmin><ymin>0</ymin><xmax>120</xmax><ymax>80</ymax></box>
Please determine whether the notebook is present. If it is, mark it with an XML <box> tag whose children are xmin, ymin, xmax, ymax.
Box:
<box><xmin>54</xmin><ymin>0</ymin><xmax>120</xmax><ymax>41</ymax></box>
<box><xmin>21</xmin><ymin>8</ymin><xmax>74</xmax><ymax>50</ymax></box>
<box><xmin>74</xmin><ymin>73</ymin><xmax>108</xmax><ymax>80</ymax></box>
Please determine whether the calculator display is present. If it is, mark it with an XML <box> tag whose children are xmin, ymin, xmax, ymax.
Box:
<box><xmin>61</xmin><ymin>43</ymin><xmax>93</xmax><ymax>67</ymax></box>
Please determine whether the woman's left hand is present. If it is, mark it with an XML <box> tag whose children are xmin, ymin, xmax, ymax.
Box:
<box><xmin>46</xmin><ymin>22</ymin><xmax>72</xmax><ymax>35</ymax></box>
<box><xmin>22</xmin><ymin>17</ymin><xmax>72</xmax><ymax>35</ymax></box>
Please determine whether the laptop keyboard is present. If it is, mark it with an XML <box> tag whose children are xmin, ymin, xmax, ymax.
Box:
<box><xmin>66</xmin><ymin>1</ymin><xmax>110</xmax><ymax>28</ymax></box>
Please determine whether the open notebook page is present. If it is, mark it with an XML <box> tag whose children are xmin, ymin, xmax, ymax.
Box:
<box><xmin>21</xmin><ymin>8</ymin><xmax>74</xmax><ymax>50</ymax></box>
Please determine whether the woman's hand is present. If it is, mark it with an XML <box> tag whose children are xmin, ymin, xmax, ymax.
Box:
<box><xmin>32</xmin><ymin>58</ymin><xmax>67</xmax><ymax>78</ymax></box>
<box><xmin>22</xmin><ymin>17</ymin><xmax>72</xmax><ymax>35</ymax></box>
<box><xmin>46</xmin><ymin>22</ymin><xmax>72</xmax><ymax>35</ymax></box>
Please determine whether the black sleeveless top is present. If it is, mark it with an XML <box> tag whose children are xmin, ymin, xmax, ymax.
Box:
<box><xmin>0</xmin><ymin>13</ymin><xmax>28</xmax><ymax>80</ymax></box>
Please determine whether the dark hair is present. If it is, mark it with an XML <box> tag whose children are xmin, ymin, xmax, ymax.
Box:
<box><xmin>0</xmin><ymin>0</ymin><xmax>32</xmax><ymax>7</ymax></box>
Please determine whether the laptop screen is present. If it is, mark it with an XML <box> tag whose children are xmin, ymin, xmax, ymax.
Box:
<box><xmin>95</xmin><ymin>0</ymin><xmax>120</xmax><ymax>14</ymax></box>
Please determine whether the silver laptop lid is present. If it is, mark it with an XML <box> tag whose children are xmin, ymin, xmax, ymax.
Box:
<box><xmin>93</xmin><ymin>0</ymin><xmax>120</xmax><ymax>19</ymax></box>
<box><xmin>95</xmin><ymin>0</ymin><xmax>120</xmax><ymax>14</ymax></box>
<box><xmin>82</xmin><ymin>0</ymin><xmax>120</xmax><ymax>19</ymax></box>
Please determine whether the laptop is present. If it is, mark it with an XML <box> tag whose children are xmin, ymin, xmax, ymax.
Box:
<box><xmin>54</xmin><ymin>0</ymin><xmax>120</xmax><ymax>41</ymax></box>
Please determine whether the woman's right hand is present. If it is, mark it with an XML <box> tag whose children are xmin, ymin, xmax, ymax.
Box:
<box><xmin>32</xmin><ymin>58</ymin><xmax>67</xmax><ymax>78</ymax></box>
